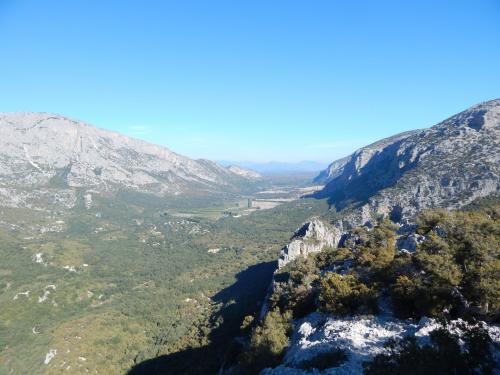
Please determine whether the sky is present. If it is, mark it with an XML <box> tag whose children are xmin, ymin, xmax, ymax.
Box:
<box><xmin>0</xmin><ymin>0</ymin><xmax>499</xmax><ymax>163</ymax></box>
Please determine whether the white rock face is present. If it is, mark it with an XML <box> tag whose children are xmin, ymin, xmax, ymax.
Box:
<box><xmin>32</xmin><ymin>252</ymin><xmax>45</xmax><ymax>264</ymax></box>
<box><xmin>315</xmin><ymin>99</ymin><xmax>500</xmax><ymax>220</ymax></box>
<box><xmin>396</xmin><ymin>233</ymin><xmax>425</xmax><ymax>252</ymax></box>
<box><xmin>227</xmin><ymin>165</ymin><xmax>262</xmax><ymax>179</ymax></box>
<box><xmin>263</xmin><ymin>313</ymin><xmax>500</xmax><ymax>375</ymax></box>
<box><xmin>278</xmin><ymin>220</ymin><xmax>342</xmax><ymax>268</ymax></box>
<box><xmin>314</xmin><ymin>130</ymin><xmax>422</xmax><ymax>185</ymax></box>
<box><xmin>0</xmin><ymin>113</ymin><xmax>256</xmax><ymax>207</ymax></box>
<box><xmin>13</xmin><ymin>291</ymin><xmax>30</xmax><ymax>300</ymax></box>
<box><xmin>38</xmin><ymin>284</ymin><xmax>56</xmax><ymax>303</ymax></box>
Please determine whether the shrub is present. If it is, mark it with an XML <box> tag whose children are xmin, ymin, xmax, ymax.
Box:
<box><xmin>413</xmin><ymin>205</ymin><xmax>500</xmax><ymax>318</ymax></box>
<box><xmin>241</xmin><ymin>308</ymin><xmax>293</xmax><ymax>371</ymax></box>
<box><xmin>288</xmin><ymin>256</ymin><xmax>319</xmax><ymax>285</ymax></box>
<box><xmin>319</xmin><ymin>273</ymin><xmax>377</xmax><ymax>315</ymax></box>
<box><xmin>356</xmin><ymin>219</ymin><xmax>397</xmax><ymax>273</ymax></box>
<box><xmin>389</xmin><ymin>275</ymin><xmax>422</xmax><ymax>318</ymax></box>
<box><xmin>270</xmin><ymin>255</ymin><xmax>320</xmax><ymax>319</ymax></box>
<box><xmin>240</xmin><ymin>315</ymin><xmax>255</xmax><ymax>333</ymax></box>
<box><xmin>446</xmin><ymin>210</ymin><xmax>500</xmax><ymax>317</ymax></box>
<box><xmin>315</xmin><ymin>247</ymin><xmax>352</xmax><ymax>270</ymax></box>
<box><xmin>416</xmin><ymin>209</ymin><xmax>449</xmax><ymax>235</ymax></box>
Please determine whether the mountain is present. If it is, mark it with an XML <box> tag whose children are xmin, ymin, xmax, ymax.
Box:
<box><xmin>219</xmin><ymin>160</ymin><xmax>329</xmax><ymax>175</ymax></box>
<box><xmin>0</xmin><ymin>113</ymin><xmax>257</xmax><ymax>208</ymax></box>
<box><xmin>233</xmin><ymin>100</ymin><xmax>500</xmax><ymax>374</ymax></box>
<box><xmin>313</xmin><ymin>130</ymin><xmax>422</xmax><ymax>184</ymax></box>
<box><xmin>226</xmin><ymin>165</ymin><xmax>262</xmax><ymax>179</ymax></box>
<box><xmin>314</xmin><ymin>99</ymin><xmax>500</xmax><ymax>221</ymax></box>
<box><xmin>248</xmin><ymin>200</ymin><xmax>500</xmax><ymax>374</ymax></box>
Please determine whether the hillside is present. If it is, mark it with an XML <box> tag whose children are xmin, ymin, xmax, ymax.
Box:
<box><xmin>228</xmin><ymin>101</ymin><xmax>500</xmax><ymax>374</ymax></box>
<box><xmin>314</xmin><ymin>99</ymin><xmax>500</xmax><ymax>222</ymax></box>
<box><xmin>313</xmin><ymin>130</ymin><xmax>422</xmax><ymax>185</ymax></box>
<box><xmin>0</xmin><ymin>112</ymin><xmax>258</xmax><ymax>210</ymax></box>
<box><xmin>0</xmin><ymin>113</ymin><xmax>331</xmax><ymax>374</ymax></box>
<box><xmin>237</xmin><ymin>201</ymin><xmax>500</xmax><ymax>374</ymax></box>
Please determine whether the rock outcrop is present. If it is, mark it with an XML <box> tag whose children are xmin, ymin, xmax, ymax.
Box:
<box><xmin>278</xmin><ymin>219</ymin><xmax>342</xmax><ymax>268</ymax></box>
<box><xmin>262</xmin><ymin>314</ymin><xmax>500</xmax><ymax>375</ymax></box>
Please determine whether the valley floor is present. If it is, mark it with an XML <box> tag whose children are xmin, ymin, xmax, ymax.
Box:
<box><xmin>0</xmin><ymin>189</ymin><xmax>331</xmax><ymax>375</ymax></box>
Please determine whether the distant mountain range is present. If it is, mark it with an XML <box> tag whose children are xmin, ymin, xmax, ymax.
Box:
<box><xmin>218</xmin><ymin>160</ymin><xmax>329</xmax><ymax>174</ymax></box>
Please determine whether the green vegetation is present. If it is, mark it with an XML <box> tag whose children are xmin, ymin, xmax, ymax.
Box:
<box><xmin>2</xmin><ymin>185</ymin><xmax>498</xmax><ymax>374</ymax></box>
<box><xmin>392</xmin><ymin>204</ymin><xmax>500</xmax><ymax>319</ymax></box>
<box><xmin>0</xmin><ymin>190</ymin><xmax>331</xmax><ymax>375</ymax></box>
<box><xmin>319</xmin><ymin>273</ymin><xmax>377</xmax><ymax>315</ymax></box>
<box><xmin>355</xmin><ymin>219</ymin><xmax>398</xmax><ymax>274</ymax></box>
<box><xmin>239</xmin><ymin>200</ymin><xmax>500</xmax><ymax>372</ymax></box>
<box><xmin>240</xmin><ymin>308</ymin><xmax>293</xmax><ymax>372</ymax></box>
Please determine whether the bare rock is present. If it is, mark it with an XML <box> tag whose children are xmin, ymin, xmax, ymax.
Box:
<box><xmin>278</xmin><ymin>219</ymin><xmax>342</xmax><ymax>268</ymax></box>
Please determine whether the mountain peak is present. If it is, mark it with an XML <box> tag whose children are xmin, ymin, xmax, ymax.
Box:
<box><xmin>439</xmin><ymin>98</ymin><xmax>500</xmax><ymax>131</ymax></box>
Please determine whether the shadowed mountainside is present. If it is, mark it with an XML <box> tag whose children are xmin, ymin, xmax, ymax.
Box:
<box><xmin>128</xmin><ymin>261</ymin><xmax>277</xmax><ymax>375</ymax></box>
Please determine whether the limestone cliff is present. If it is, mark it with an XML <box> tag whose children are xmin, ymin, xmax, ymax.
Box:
<box><xmin>315</xmin><ymin>99</ymin><xmax>500</xmax><ymax>220</ymax></box>
<box><xmin>0</xmin><ymin>112</ymin><xmax>258</xmax><ymax>208</ymax></box>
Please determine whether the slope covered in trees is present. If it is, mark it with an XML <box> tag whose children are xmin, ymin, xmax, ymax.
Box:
<box><xmin>234</xmin><ymin>200</ymin><xmax>500</xmax><ymax>374</ymax></box>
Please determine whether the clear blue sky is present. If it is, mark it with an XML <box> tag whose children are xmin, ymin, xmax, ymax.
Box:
<box><xmin>1</xmin><ymin>0</ymin><xmax>499</xmax><ymax>162</ymax></box>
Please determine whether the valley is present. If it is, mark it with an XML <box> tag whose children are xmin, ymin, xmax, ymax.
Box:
<box><xmin>0</xmin><ymin>185</ymin><xmax>331</xmax><ymax>374</ymax></box>
<box><xmin>0</xmin><ymin>100</ymin><xmax>499</xmax><ymax>375</ymax></box>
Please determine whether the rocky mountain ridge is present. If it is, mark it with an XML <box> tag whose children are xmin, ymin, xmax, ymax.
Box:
<box><xmin>250</xmin><ymin>100</ymin><xmax>500</xmax><ymax>374</ymax></box>
<box><xmin>314</xmin><ymin>129</ymin><xmax>422</xmax><ymax>185</ymax></box>
<box><xmin>276</xmin><ymin>101</ymin><xmax>500</xmax><ymax>268</ymax></box>
<box><xmin>314</xmin><ymin>99</ymin><xmax>500</xmax><ymax>222</ymax></box>
<box><xmin>0</xmin><ymin>112</ymin><xmax>257</xmax><ymax>209</ymax></box>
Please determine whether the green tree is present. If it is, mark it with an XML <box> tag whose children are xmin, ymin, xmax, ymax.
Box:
<box><xmin>242</xmin><ymin>308</ymin><xmax>293</xmax><ymax>371</ymax></box>
<box><xmin>319</xmin><ymin>273</ymin><xmax>377</xmax><ymax>315</ymax></box>
<box><xmin>356</xmin><ymin>219</ymin><xmax>397</xmax><ymax>273</ymax></box>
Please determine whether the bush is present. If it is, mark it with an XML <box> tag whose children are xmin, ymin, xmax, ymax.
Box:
<box><xmin>416</xmin><ymin>209</ymin><xmax>449</xmax><ymax>235</ymax></box>
<box><xmin>315</xmin><ymin>247</ymin><xmax>352</xmax><ymax>270</ymax></box>
<box><xmin>240</xmin><ymin>315</ymin><xmax>255</xmax><ymax>333</ymax></box>
<box><xmin>270</xmin><ymin>255</ymin><xmax>320</xmax><ymax>319</ymax></box>
<box><xmin>288</xmin><ymin>256</ymin><xmax>319</xmax><ymax>285</ymax></box>
<box><xmin>319</xmin><ymin>273</ymin><xmax>377</xmax><ymax>315</ymax></box>
<box><xmin>412</xmin><ymin>206</ymin><xmax>500</xmax><ymax>319</ymax></box>
<box><xmin>389</xmin><ymin>275</ymin><xmax>422</xmax><ymax>318</ymax></box>
<box><xmin>241</xmin><ymin>308</ymin><xmax>293</xmax><ymax>371</ymax></box>
<box><xmin>356</xmin><ymin>219</ymin><xmax>397</xmax><ymax>273</ymax></box>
